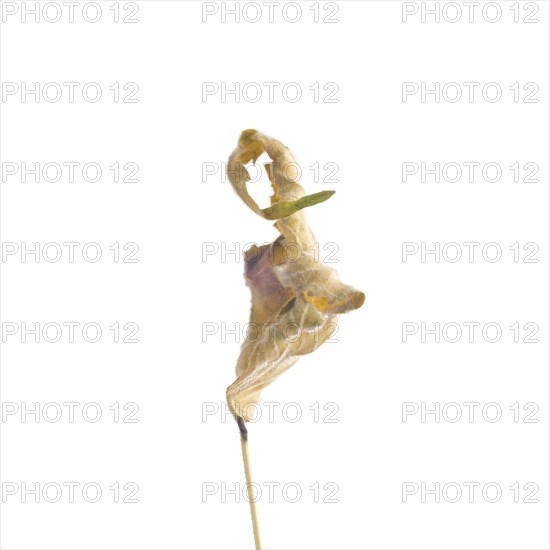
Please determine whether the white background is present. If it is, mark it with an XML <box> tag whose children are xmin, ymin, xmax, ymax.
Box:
<box><xmin>0</xmin><ymin>1</ymin><xmax>549</xmax><ymax>549</ymax></box>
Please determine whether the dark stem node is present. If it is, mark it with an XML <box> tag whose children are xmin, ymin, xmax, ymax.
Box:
<box><xmin>237</xmin><ymin>416</ymin><xmax>248</xmax><ymax>442</ymax></box>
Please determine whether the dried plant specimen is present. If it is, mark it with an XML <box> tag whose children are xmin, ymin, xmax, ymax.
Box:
<box><xmin>225</xmin><ymin>129</ymin><xmax>364</xmax><ymax>549</ymax></box>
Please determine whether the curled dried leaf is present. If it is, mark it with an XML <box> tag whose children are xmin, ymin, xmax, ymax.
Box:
<box><xmin>226</xmin><ymin>130</ymin><xmax>364</xmax><ymax>422</ymax></box>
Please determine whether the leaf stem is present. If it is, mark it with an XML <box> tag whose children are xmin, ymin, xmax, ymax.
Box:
<box><xmin>238</xmin><ymin>417</ymin><xmax>262</xmax><ymax>550</ymax></box>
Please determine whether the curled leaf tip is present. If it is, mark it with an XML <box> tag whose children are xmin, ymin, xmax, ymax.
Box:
<box><xmin>227</xmin><ymin>129</ymin><xmax>334</xmax><ymax>222</ymax></box>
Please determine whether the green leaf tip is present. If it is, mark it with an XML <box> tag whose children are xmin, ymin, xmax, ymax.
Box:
<box><xmin>261</xmin><ymin>190</ymin><xmax>336</xmax><ymax>220</ymax></box>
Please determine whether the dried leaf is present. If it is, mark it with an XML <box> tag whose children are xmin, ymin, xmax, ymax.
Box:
<box><xmin>226</xmin><ymin>130</ymin><xmax>364</xmax><ymax>422</ymax></box>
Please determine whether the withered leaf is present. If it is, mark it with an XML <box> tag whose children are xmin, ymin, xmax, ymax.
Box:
<box><xmin>226</xmin><ymin>130</ymin><xmax>365</xmax><ymax>422</ymax></box>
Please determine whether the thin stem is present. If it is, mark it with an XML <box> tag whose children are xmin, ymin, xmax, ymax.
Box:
<box><xmin>237</xmin><ymin>417</ymin><xmax>262</xmax><ymax>550</ymax></box>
